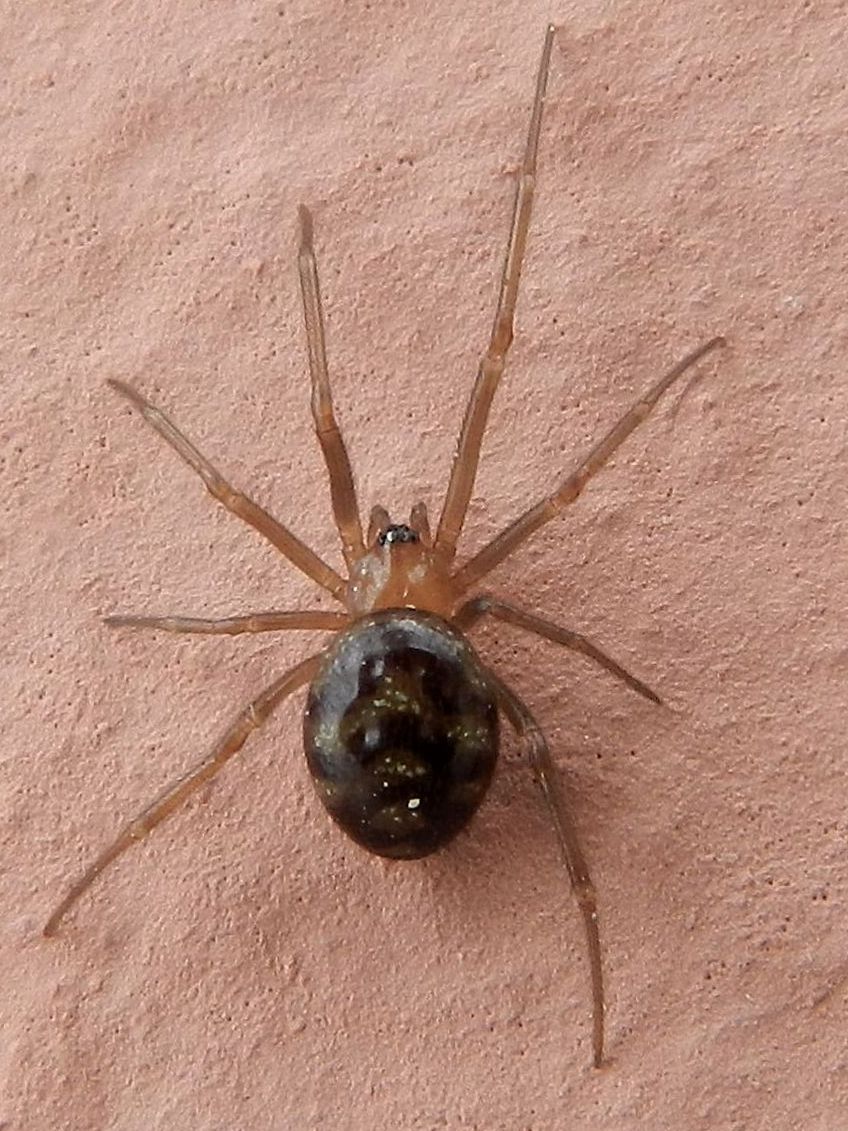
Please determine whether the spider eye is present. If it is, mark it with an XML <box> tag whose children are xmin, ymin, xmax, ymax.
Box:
<box><xmin>378</xmin><ymin>524</ymin><xmax>419</xmax><ymax>546</ymax></box>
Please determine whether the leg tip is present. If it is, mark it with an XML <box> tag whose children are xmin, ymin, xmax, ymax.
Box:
<box><xmin>297</xmin><ymin>203</ymin><xmax>314</xmax><ymax>243</ymax></box>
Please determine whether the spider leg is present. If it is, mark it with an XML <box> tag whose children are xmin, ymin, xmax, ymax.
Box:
<box><xmin>454</xmin><ymin>336</ymin><xmax>725</xmax><ymax>592</ymax></box>
<box><xmin>485</xmin><ymin>665</ymin><xmax>605</xmax><ymax>1069</ymax></box>
<box><xmin>435</xmin><ymin>25</ymin><xmax>556</xmax><ymax>562</ymax></box>
<box><xmin>108</xmin><ymin>380</ymin><xmax>347</xmax><ymax>601</ymax></box>
<box><xmin>43</xmin><ymin>653</ymin><xmax>321</xmax><ymax>937</ymax></box>
<box><xmin>409</xmin><ymin>502</ymin><xmax>432</xmax><ymax>545</ymax></box>
<box><xmin>298</xmin><ymin>204</ymin><xmax>365</xmax><ymax>567</ymax></box>
<box><xmin>455</xmin><ymin>595</ymin><xmax>660</xmax><ymax>704</ymax></box>
<box><xmin>104</xmin><ymin>610</ymin><xmax>348</xmax><ymax>636</ymax></box>
<box><xmin>366</xmin><ymin>505</ymin><xmax>391</xmax><ymax>544</ymax></box>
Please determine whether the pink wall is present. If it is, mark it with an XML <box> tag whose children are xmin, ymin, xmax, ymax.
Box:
<box><xmin>5</xmin><ymin>2</ymin><xmax>845</xmax><ymax>1128</ymax></box>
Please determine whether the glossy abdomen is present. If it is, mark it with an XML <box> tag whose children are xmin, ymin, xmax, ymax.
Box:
<box><xmin>304</xmin><ymin>609</ymin><xmax>499</xmax><ymax>858</ymax></box>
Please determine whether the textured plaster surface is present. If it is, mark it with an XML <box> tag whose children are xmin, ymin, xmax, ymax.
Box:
<box><xmin>3</xmin><ymin>2</ymin><xmax>846</xmax><ymax>1129</ymax></box>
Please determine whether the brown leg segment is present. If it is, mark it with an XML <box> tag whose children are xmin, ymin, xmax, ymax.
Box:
<box><xmin>366</xmin><ymin>505</ymin><xmax>391</xmax><ymax>545</ymax></box>
<box><xmin>455</xmin><ymin>595</ymin><xmax>660</xmax><ymax>704</ymax></box>
<box><xmin>486</xmin><ymin>666</ymin><xmax>605</xmax><ymax>1069</ymax></box>
<box><xmin>409</xmin><ymin>502</ymin><xmax>432</xmax><ymax>545</ymax></box>
<box><xmin>43</xmin><ymin>653</ymin><xmax>321</xmax><ymax>937</ymax></box>
<box><xmin>108</xmin><ymin>379</ymin><xmax>347</xmax><ymax>601</ymax></box>
<box><xmin>454</xmin><ymin>336</ymin><xmax>725</xmax><ymax>592</ymax></box>
<box><xmin>297</xmin><ymin>204</ymin><xmax>365</xmax><ymax>567</ymax></box>
<box><xmin>104</xmin><ymin>610</ymin><xmax>348</xmax><ymax>636</ymax></box>
<box><xmin>435</xmin><ymin>25</ymin><xmax>556</xmax><ymax>562</ymax></box>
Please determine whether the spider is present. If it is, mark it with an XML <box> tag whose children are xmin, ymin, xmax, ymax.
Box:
<box><xmin>44</xmin><ymin>26</ymin><xmax>723</xmax><ymax>1068</ymax></box>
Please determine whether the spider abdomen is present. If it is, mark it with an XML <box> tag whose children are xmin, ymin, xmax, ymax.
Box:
<box><xmin>304</xmin><ymin>609</ymin><xmax>499</xmax><ymax>858</ymax></box>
